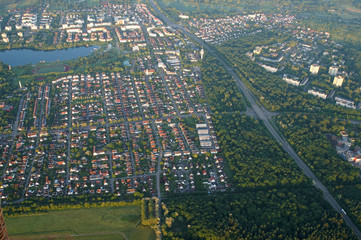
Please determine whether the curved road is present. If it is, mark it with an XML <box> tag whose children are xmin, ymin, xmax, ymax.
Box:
<box><xmin>148</xmin><ymin>0</ymin><xmax>361</xmax><ymax>238</ymax></box>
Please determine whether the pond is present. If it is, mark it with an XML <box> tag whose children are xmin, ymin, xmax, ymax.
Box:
<box><xmin>0</xmin><ymin>45</ymin><xmax>100</xmax><ymax>66</ymax></box>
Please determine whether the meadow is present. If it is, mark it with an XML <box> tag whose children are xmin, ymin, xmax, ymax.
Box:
<box><xmin>6</xmin><ymin>205</ymin><xmax>155</xmax><ymax>240</ymax></box>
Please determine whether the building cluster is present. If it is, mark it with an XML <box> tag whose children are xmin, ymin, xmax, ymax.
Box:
<box><xmin>1</xmin><ymin>74</ymin><xmax>223</xmax><ymax>200</ymax></box>
<box><xmin>0</xmin><ymin>67</ymin><xmax>224</xmax><ymax>200</ymax></box>
<box><xmin>329</xmin><ymin>131</ymin><xmax>361</xmax><ymax>170</ymax></box>
<box><xmin>0</xmin><ymin>3</ymin><xmax>147</xmax><ymax>46</ymax></box>
<box><xmin>189</xmin><ymin>13</ymin><xmax>295</xmax><ymax>45</ymax></box>
<box><xmin>247</xmin><ymin>26</ymin><xmax>356</xmax><ymax>110</ymax></box>
<box><xmin>161</xmin><ymin>154</ymin><xmax>229</xmax><ymax>193</ymax></box>
<box><xmin>186</xmin><ymin>11</ymin><xmax>360</xmax><ymax>111</ymax></box>
<box><xmin>0</xmin><ymin>3</ymin><xmax>231</xmax><ymax>201</ymax></box>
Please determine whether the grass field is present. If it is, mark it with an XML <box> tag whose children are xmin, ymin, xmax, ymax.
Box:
<box><xmin>48</xmin><ymin>0</ymin><xmax>100</xmax><ymax>10</ymax></box>
<box><xmin>35</xmin><ymin>65</ymin><xmax>70</xmax><ymax>74</ymax></box>
<box><xmin>0</xmin><ymin>0</ymin><xmax>38</xmax><ymax>13</ymax></box>
<box><xmin>6</xmin><ymin>205</ymin><xmax>156</xmax><ymax>240</ymax></box>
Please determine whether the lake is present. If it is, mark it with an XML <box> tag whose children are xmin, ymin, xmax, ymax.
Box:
<box><xmin>0</xmin><ymin>46</ymin><xmax>100</xmax><ymax>66</ymax></box>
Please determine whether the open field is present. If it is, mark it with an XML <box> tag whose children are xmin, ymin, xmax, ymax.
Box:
<box><xmin>345</xmin><ymin>6</ymin><xmax>361</xmax><ymax>14</ymax></box>
<box><xmin>48</xmin><ymin>0</ymin><xmax>100</xmax><ymax>10</ymax></box>
<box><xmin>32</xmin><ymin>65</ymin><xmax>71</xmax><ymax>74</ymax></box>
<box><xmin>6</xmin><ymin>205</ymin><xmax>155</xmax><ymax>240</ymax></box>
<box><xmin>0</xmin><ymin>0</ymin><xmax>38</xmax><ymax>13</ymax></box>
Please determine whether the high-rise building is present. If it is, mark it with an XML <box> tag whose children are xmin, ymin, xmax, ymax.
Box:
<box><xmin>0</xmin><ymin>206</ymin><xmax>9</xmax><ymax>240</ymax></box>
<box><xmin>333</xmin><ymin>75</ymin><xmax>344</xmax><ymax>87</ymax></box>
<box><xmin>310</xmin><ymin>64</ymin><xmax>320</xmax><ymax>74</ymax></box>
<box><xmin>329</xmin><ymin>66</ymin><xmax>338</xmax><ymax>76</ymax></box>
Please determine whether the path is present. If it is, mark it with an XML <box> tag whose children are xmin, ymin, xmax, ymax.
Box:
<box><xmin>11</xmin><ymin>231</ymin><xmax>128</xmax><ymax>240</ymax></box>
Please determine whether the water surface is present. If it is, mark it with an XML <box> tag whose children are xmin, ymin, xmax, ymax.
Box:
<box><xmin>0</xmin><ymin>46</ymin><xmax>100</xmax><ymax>66</ymax></box>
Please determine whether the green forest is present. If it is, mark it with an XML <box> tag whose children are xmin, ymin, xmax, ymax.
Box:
<box><xmin>276</xmin><ymin>113</ymin><xmax>361</xmax><ymax>230</ymax></box>
<box><xmin>212</xmin><ymin>113</ymin><xmax>307</xmax><ymax>188</ymax></box>
<box><xmin>200</xmin><ymin>54</ymin><xmax>245</xmax><ymax>113</ymax></box>
<box><xmin>276</xmin><ymin>114</ymin><xmax>359</xmax><ymax>183</ymax></box>
<box><xmin>163</xmin><ymin>189</ymin><xmax>356</xmax><ymax>239</ymax></box>
<box><xmin>0</xmin><ymin>62</ymin><xmax>17</xmax><ymax>132</ymax></box>
<box><xmin>0</xmin><ymin>62</ymin><xmax>14</xmax><ymax>96</ymax></box>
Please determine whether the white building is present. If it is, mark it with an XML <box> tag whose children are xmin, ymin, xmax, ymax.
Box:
<box><xmin>333</xmin><ymin>75</ymin><xmax>344</xmax><ymax>87</ymax></box>
<box><xmin>114</xmin><ymin>16</ymin><xmax>125</xmax><ymax>25</ymax></box>
<box><xmin>310</xmin><ymin>64</ymin><xmax>320</xmax><ymax>74</ymax></box>
<box><xmin>283</xmin><ymin>74</ymin><xmax>300</xmax><ymax>86</ymax></box>
<box><xmin>308</xmin><ymin>89</ymin><xmax>327</xmax><ymax>99</ymax></box>
<box><xmin>179</xmin><ymin>14</ymin><xmax>189</xmax><ymax>20</ymax></box>
<box><xmin>200</xmin><ymin>141</ymin><xmax>212</xmax><ymax>148</ymax></box>
<box><xmin>260</xmin><ymin>64</ymin><xmax>277</xmax><ymax>73</ymax></box>
<box><xmin>253</xmin><ymin>46</ymin><xmax>262</xmax><ymax>55</ymax></box>
<box><xmin>335</xmin><ymin>96</ymin><xmax>356</xmax><ymax>109</ymax></box>
<box><xmin>329</xmin><ymin>66</ymin><xmax>338</xmax><ymax>76</ymax></box>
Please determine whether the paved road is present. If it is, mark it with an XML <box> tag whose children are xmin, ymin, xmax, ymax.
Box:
<box><xmin>148</xmin><ymin>0</ymin><xmax>361</xmax><ymax>238</ymax></box>
<box><xmin>65</xmin><ymin>77</ymin><xmax>72</xmax><ymax>193</ymax></box>
<box><xmin>98</xmin><ymin>74</ymin><xmax>115</xmax><ymax>193</ymax></box>
<box><xmin>23</xmin><ymin>85</ymin><xmax>47</xmax><ymax>199</ymax></box>
<box><xmin>2</xmin><ymin>95</ymin><xmax>25</xmax><ymax>179</ymax></box>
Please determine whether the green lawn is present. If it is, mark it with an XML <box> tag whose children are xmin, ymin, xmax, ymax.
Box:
<box><xmin>6</xmin><ymin>205</ymin><xmax>155</xmax><ymax>240</ymax></box>
<box><xmin>37</xmin><ymin>65</ymin><xmax>68</xmax><ymax>74</ymax></box>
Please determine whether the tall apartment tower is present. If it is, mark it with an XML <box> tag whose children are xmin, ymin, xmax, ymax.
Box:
<box><xmin>310</xmin><ymin>64</ymin><xmax>320</xmax><ymax>74</ymax></box>
<box><xmin>0</xmin><ymin>205</ymin><xmax>9</xmax><ymax>240</ymax></box>
<box><xmin>329</xmin><ymin>66</ymin><xmax>338</xmax><ymax>76</ymax></box>
<box><xmin>333</xmin><ymin>75</ymin><xmax>344</xmax><ymax>87</ymax></box>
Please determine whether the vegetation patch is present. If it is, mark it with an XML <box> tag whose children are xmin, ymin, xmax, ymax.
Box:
<box><xmin>6</xmin><ymin>205</ymin><xmax>156</xmax><ymax>240</ymax></box>
<box><xmin>32</xmin><ymin>65</ymin><xmax>71</xmax><ymax>74</ymax></box>
<box><xmin>276</xmin><ymin>113</ymin><xmax>361</xmax><ymax>229</ymax></box>
<box><xmin>162</xmin><ymin>189</ymin><xmax>356</xmax><ymax>239</ymax></box>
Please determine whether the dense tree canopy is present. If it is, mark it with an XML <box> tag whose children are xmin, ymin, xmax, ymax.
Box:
<box><xmin>0</xmin><ymin>62</ymin><xmax>14</xmax><ymax>96</ymax></box>
<box><xmin>277</xmin><ymin>113</ymin><xmax>359</xmax><ymax>184</ymax></box>
<box><xmin>212</xmin><ymin>113</ymin><xmax>307</xmax><ymax>188</ymax></box>
<box><xmin>201</xmin><ymin>54</ymin><xmax>246</xmax><ymax>113</ymax></box>
<box><xmin>163</xmin><ymin>189</ymin><xmax>356</xmax><ymax>239</ymax></box>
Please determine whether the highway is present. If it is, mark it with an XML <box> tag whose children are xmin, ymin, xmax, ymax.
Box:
<box><xmin>148</xmin><ymin>0</ymin><xmax>361</xmax><ymax>238</ymax></box>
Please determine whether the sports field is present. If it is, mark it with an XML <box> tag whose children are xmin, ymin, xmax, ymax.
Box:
<box><xmin>6</xmin><ymin>205</ymin><xmax>156</xmax><ymax>240</ymax></box>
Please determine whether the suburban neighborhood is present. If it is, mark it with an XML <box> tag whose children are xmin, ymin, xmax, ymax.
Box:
<box><xmin>185</xmin><ymin>12</ymin><xmax>360</xmax><ymax>111</ymax></box>
<box><xmin>0</xmin><ymin>3</ymin><xmax>229</xmax><ymax>202</ymax></box>
<box><xmin>0</xmin><ymin>0</ymin><xmax>358</xmax><ymax>206</ymax></box>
